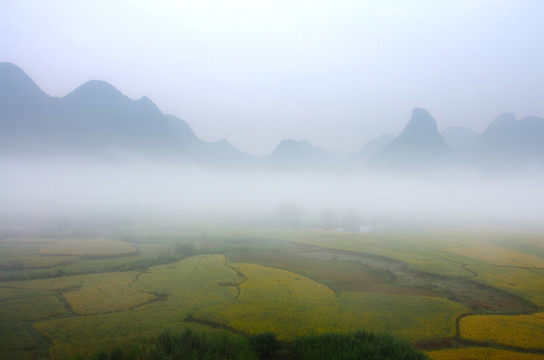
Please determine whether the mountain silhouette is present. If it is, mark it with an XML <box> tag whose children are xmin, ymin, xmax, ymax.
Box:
<box><xmin>350</xmin><ymin>133</ymin><xmax>395</xmax><ymax>162</ymax></box>
<box><xmin>265</xmin><ymin>139</ymin><xmax>340</xmax><ymax>170</ymax></box>
<box><xmin>0</xmin><ymin>62</ymin><xmax>253</xmax><ymax>163</ymax></box>
<box><xmin>441</xmin><ymin>126</ymin><xmax>478</xmax><ymax>152</ymax></box>
<box><xmin>2</xmin><ymin>62</ymin><xmax>543</xmax><ymax>173</ymax></box>
<box><xmin>373</xmin><ymin>108</ymin><xmax>454</xmax><ymax>170</ymax></box>
<box><xmin>0</xmin><ymin>62</ymin><xmax>48</xmax><ymax>103</ymax></box>
<box><xmin>470</xmin><ymin>112</ymin><xmax>544</xmax><ymax>170</ymax></box>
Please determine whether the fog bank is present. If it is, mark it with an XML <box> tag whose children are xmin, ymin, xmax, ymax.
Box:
<box><xmin>1</xmin><ymin>158</ymin><xmax>543</xmax><ymax>228</ymax></box>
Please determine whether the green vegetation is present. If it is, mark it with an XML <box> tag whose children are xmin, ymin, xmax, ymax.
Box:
<box><xmin>292</xmin><ymin>330</ymin><xmax>429</xmax><ymax>360</ymax></box>
<box><xmin>84</xmin><ymin>329</ymin><xmax>429</xmax><ymax>360</ymax></box>
<box><xmin>194</xmin><ymin>263</ymin><xmax>467</xmax><ymax>341</ymax></box>
<box><xmin>1</xmin><ymin>221</ymin><xmax>544</xmax><ymax>359</ymax></box>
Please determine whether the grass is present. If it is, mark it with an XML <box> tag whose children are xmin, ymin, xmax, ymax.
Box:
<box><xmin>292</xmin><ymin>329</ymin><xmax>429</xmax><ymax>360</ymax></box>
<box><xmin>85</xmin><ymin>328</ymin><xmax>431</xmax><ymax>360</ymax></box>
<box><xmin>467</xmin><ymin>265</ymin><xmax>544</xmax><ymax>306</ymax></box>
<box><xmin>0</xmin><ymin>321</ymin><xmax>35</xmax><ymax>351</ymax></box>
<box><xmin>132</xmin><ymin>254</ymin><xmax>242</xmax><ymax>301</ymax></box>
<box><xmin>3</xmin><ymin>271</ymin><xmax>156</xmax><ymax>315</ymax></box>
<box><xmin>63</xmin><ymin>272</ymin><xmax>156</xmax><ymax>315</ymax></box>
<box><xmin>459</xmin><ymin>312</ymin><xmax>544</xmax><ymax>351</ymax></box>
<box><xmin>288</xmin><ymin>230</ymin><xmax>476</xmax><ymax>277</ymax></box>
<box><xmin>229</xmin><ymin>251</ymin><xmax>437</xmax><ymax>296</ymax></box>
<box><xmin>0</xmin><ymin>294</ymin><xmax>65</xmax><ymax>320</ymax></box>
<box><xmin>427</xmin><ymin>347</ymin><xmax>544</xmax><ymax>360</ymax></box>
<box><xmin>39</xmin><ymin>238</ymin><xmax>136</xmax><ymax>256</ymax></box>
<box><xmin>33</xmin><ymin>254</ymin><xmax>244</xmax><ymax>359</ymax></box>
<box><xmin>36</xmin><ymin>318</ymin><xmax>215</xmax><ymax>360</ymax></box>
<box><xmin>3</xmin><ymin>223</ymin><xmax>544</xmax><ymax>358</ymax></box>
<box><xmin>193</xmin><ymin>263</ymin><xmax>468</xmax><ymax>341</ymax></box>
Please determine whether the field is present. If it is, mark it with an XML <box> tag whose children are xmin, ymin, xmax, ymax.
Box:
<box><xmin>1</xmin><ymin>220</ymin><xmax>544</xmax><ymax>359</ymax></box>
<box><xmin>459</xmin><ymin>312</ymin><xmax>544</xmax><ymax>350</ymax></box>
<box><xmin>193</xmin><ymin>263</ymin><xmax>467</xmax><ymax>341</ymax></box>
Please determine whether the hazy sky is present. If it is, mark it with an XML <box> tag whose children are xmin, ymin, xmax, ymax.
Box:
<box><xmin>1</xmin><ymin>0</ymin><xmax>543</xmax><ymax>155</ymax></box>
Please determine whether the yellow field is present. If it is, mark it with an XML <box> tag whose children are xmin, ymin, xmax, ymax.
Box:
<box><xmin>33</xmin><ymin>254</ymin><xmax>244</xmax><ymax>359</ymax></box>
<box><xmin>1</xmin><ymin>237</ymin><xmax>58</xmax><ymax>244</ymax></box>
<box><xmin>0</xmin><ymin>239</ymin><xmax>76</xmax><ymax>268</ymax></box>
<box><xmin>3</xmin><ymin>271</ymin><xmax>156</xmax><ymax>314</ymax></box>
<box><xmin>427</xmin><ymin>347</ymin><xmax>544</xmax><ymax>360</ymax></box>
<box><xmin>290</xmin><ymin>227</ymin><xmax>544</xmax><ymax>277</ymax></box>
<box><xmin>63</xmin><ymin>272</ymin><xmax>156</xmax><ymax>314</ymax></box>
<box><xmin>0</xmin><ymin>294</ymin><xmax>64</xmax><ymax>320</ymax></box>
<box><xmin>34</xmin><ymin>312</ymin><xmax>213</xmax><ymax>360</ymax></box>
<box><xmin>3</xmin><ymin>224</ymin><xmax>544</xmax><ymax>359</ymax></box>
<box><xmin>0</xmin><ymin>321</ymin><xmax>35</xmax><ymax>351</ymax></box>
<box><xmin>426</xmin><ymin>228</ymin><xmax>544</xmax><ymax>267</ymax></box>
<box><xmin>0</xmin><ymin>287</ymin><xmax>48</xmax><ymax>301</ymax></box>
<box><xmin>437</xmin><ymin>242</ymin><xmax>544</xmax><ymax>267</ymax></box>
<box><xmin>289</xmin><ymin>230</ymin><xmax>476</xmax><ymax>277</ymax></box>
<box><xmin>39</xmin><ymin>238</ymin><xmax>136</xmax><ymax>256</ymax></box>
<box><xmin>467</xmin><ymin>265</ymin><xmax>544</xmax><ymax>306</ymax></box>
<box><xmin>132</xmin><ymin>254</ymin><xmax>242</xmax><ymax>300</ymax></box>
<box><xmin>460</xmin><ymin>312</ymin><xmax>544</xmax><ymax>350</ymax></box>
<box><xmin>193</xmin><ymin>263</ymin><xmax>468</xmax><ymax>341</ymax></box>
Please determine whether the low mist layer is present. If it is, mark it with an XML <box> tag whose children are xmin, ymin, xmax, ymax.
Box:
<box><xmin>2</xmin><ymin>158</ymin><xmax>543</xmax><ymax>229</ymax></box>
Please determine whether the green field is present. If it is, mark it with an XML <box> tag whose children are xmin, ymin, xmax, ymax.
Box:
<box><xmin>1</xmin><ymin>220</ymin><xmax>544</xmax><ymax>359</ymax></box>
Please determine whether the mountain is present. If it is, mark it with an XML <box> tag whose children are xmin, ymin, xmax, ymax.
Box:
<box><xmin>0</xmin><ymin>62</ymin><xmax>48</xmax><ymax>103</ymax></box>
<box><xmin>470</xmin><ymin>112</ymin><xmax>544</xmax><ymax>170</ymax></box>
<box><xmin>264</xmin><ymin>139</ymin><xmax>341</xmax><ymax>170</ymax></box>
<box><xmin>3</xmin><ymin>62</ymin><xmax>544</xmax><ymax>172</ymax></box>
<box><xmin>0</xmin><ymin>62</ymin><xmax>253</xmax><ymax>163</ymax></box>
<box><xmin>373</xmin><ymin>108</ymin><xmax>454</xmax><ymax>170</ymax></box>
<box><xmin>441</xmin><ymin>126</ymin><xmax>478</xmax><ymax>152</ymax></box>
<box><xmin>349</xmin><ymin>133</ymin><xmax>395</xmax><ymax>162</ymax></box>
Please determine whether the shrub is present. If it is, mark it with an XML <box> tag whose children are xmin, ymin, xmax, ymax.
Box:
<box><xmin>249</xmin><ymin>332</ymin><xmax>281</xmax><ymax>359</ymax></box>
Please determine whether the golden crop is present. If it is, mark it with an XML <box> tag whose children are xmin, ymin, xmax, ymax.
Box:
<box><xmin>39</xmin><ymin>238</ymin><xmax>135</xmax><ymax>256</ymax></box>
<box><xmin>193</xmin><ymin>263</ymin><xmax>468</xmax><ymax>341</ymax></box>
<box><xmin>468</xmin><ymin>265</ymin><xmax>544</xmax><ymax>306</ymax></box>
<box><xmin>460</xmin><ymin>312</ymin><xmax>544</xmax><ymax>350</ymax></box>
<box><xmin>33</xmin><ymin>254</ymin><xmax>244</xmax><ymax>359</ymax></box>
<box><xmin>290</xmin><ymin>230</ymin><xmax>474</xmax><ymax>277</ymax></box>
<box><xmin>4</xmin><ymin>271</ymin><xmax>156</xmax><ymax>315</ymax></box>
<box><xmin>0</xmin><ymin>295</ymin><xmax>64</xmax><ymax>320</ymax></box>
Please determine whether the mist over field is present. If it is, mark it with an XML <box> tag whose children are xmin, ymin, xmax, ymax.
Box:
<box><xmin>3</xmin><ymin>3</ymin><xmax>544</xmax><ymax>360</ymax></box>
<box><xmin>2</xmin><ymin>157</ymin><xmax>543</xmax><ymax>228</ymax></box>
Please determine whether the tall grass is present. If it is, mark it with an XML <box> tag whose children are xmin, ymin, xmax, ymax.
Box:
<box><xmin>85</xmin><ymin>329</ymin><xmax>430</xmax><ymax>360</ymax></box>
<box><xmin>291</xmin><ymin>329</ymin><xmax>429</xmax><ymax>360</ymax></box>
<box><xmin>86</xmin><ymin>329</ymin><xmax>257</xmax><ymax>360</ymax></box>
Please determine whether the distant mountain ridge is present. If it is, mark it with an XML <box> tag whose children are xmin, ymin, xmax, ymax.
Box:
<box><xmin>0</xmin><ymin>62</ymin><xmax>254</xmax><ymax>164</ymax></box>
<box><xmin>1</xmin><ymin>62</ymin><xmax>543</xmax><ymax>173</ymax></box>
<box><xmin>470</xmin><ymin>112</ymin><xmax>544</xmax><ymax>170</ymax></box>
<box><xmin>372</xmin><ymin>108</ymin><xmax>455</xmax><ymax>170</ymax></box>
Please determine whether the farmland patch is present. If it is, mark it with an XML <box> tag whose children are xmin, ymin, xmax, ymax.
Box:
<box><xmin>39</xmin><ymin>238</ymin><xmax>135</xmax><ymax>256</ymax></box>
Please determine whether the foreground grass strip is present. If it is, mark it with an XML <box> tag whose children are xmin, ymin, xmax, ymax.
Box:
<box><xmin>459</xmin><ymin>312</ymin><xmax>544</xmax><ymax>351</ymax></box>
<box><xmin>427</xmin><ymin>347</ymin><xmax>544</xmax><ymax>360</ymax></box>
<box><xmin>86</xmin><ymin>328</ymin><xmax>431</xmax><ymax>360</ymax></box>
<box><xmin>194</xmin><ymin>263</ymin><xmax>468</xmax><ymax>341</ymax></box>
<box><xmin>292</xmin><ymin>329</ymin><xmax>428</xmax><ymax>360</ymax></box>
